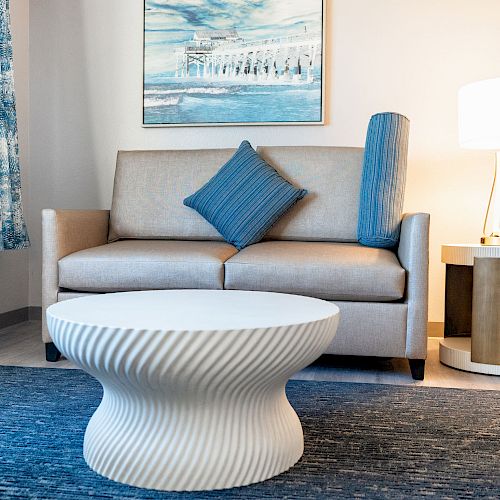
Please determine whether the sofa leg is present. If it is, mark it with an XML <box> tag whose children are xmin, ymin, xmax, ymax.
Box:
<box><xmin>45</xmin><ymin>342</ymin><xmax>61</xmax><ymax>362</ymax></box>
<box><xmin>409</xmin><ymin>359</ymin><xmax>425</xmax><ymax>380</ymax></box>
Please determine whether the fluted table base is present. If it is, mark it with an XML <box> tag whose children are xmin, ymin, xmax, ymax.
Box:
<box><xmin>47</xmin><ymin>291</ymin><xmax>339</xmax><ymax>491</ymax></box>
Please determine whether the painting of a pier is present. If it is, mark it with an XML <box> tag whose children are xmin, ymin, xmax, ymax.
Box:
<box><xmin>143</xmin><ymin>0</ymin><xmax>324</xmax><ymax>126</ymax></box>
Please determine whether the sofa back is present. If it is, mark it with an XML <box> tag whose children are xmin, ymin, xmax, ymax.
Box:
<box><xmin>109</xmin><ymin>149</ymin><xmax>234</xmax><ymax>241</ymax></box>
<box><xmin>257</xmin><ymin>146</ymin><xmax>364</xmax><ymax>242</ymax></box>
<box><xmin>109</xmin><ymin>146</ymin><xmax>365</xmax><ymax>243</ymax></box>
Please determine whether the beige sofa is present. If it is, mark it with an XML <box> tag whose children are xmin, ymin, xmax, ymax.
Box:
<box><xmin>42</xmin><ymin>146</ymin><xmax>430</xmax><ymax>379</ymax></box>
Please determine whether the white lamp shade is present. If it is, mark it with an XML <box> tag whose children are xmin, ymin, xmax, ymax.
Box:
<box><xmin>459</xmin><ymin>78</ymin><xmax>500</xmax><ymax>150</ymax></box>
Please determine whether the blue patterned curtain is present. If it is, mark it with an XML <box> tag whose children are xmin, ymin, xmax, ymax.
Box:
<box><xmin>0</xmin><ymin>0</ymin><xmax>29</xmax><ymax>250</ymax></box>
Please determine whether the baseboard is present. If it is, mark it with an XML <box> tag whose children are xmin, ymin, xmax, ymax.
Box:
<box><xmin>29</xmin><ymin>306</ymin><xmax>42</xmax><ymax>320</ymax></box>
<box><xmin>0</xmin><ymin>306</ymin><xmax>42</xmax><ymax>330</ymax></box>
<box><xmin>0</xmin><ymin>307</ymin><xmax>29</xmax><ymax>329</ymax></box>
<box><xmin>428</xmin><ymin>322</ymin><xmax>444</xmax><ymax>337</ymax></box>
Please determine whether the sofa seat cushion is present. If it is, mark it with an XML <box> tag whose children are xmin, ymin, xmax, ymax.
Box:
<box><xmin>58</xmin><ymin>240</ymin><xmax>238</xmax><ymax>292</ymax></box>
<box><xmin>224</xmin><ymin>241</ymin><xmax>405</xmax><ymax>302</ymax></box>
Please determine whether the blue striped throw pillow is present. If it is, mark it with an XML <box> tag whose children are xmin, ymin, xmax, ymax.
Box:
<box><xmin>357</xmin><ymin>112</ymin><xmax>410</xmax><ymax>248</ymax></box>
<box><xmin>184</xmin><ymin>141</ymin><xmax>308</xmax><ymax>250</ymax></box>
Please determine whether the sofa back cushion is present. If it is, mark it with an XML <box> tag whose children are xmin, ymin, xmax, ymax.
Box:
<box><xmin>257</xmin><ymin>146</ymin><xmax>364</xmax><ymax>242</ymax></box>
<box><xmin>109</xmin><ymin>149</ymin><xmax>236</xmax><ymax>241</ymax></box>
<box><xmin>109</xmin><ymin>146</ymin><xmax>364</xmax><ymax>242</ymax></box>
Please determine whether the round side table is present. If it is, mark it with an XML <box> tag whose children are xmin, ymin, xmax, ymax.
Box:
<box><xmin>440</xmin><ymin>244</ymin><xmax>500</xmax><ymax>376</ymax></box>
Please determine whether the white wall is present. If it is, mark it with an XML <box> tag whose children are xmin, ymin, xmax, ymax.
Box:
<box><xmin>0</xmin><ymin>0</ymin><xmax>30</xmax><ymax>314</ymax></box>
<box><xmin>28</xmin><ymin>0</ymin><xmax>500</xmax><ymax>321</ymax></box>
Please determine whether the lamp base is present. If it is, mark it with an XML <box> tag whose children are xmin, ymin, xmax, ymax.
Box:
<box><xmin>481</xmin><ymin>235</ymin><xmax>500</xmax><ymax>246</ymax></box>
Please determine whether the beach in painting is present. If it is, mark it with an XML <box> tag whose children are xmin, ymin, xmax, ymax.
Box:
<box><xmin>144</xmin><ymin>0</ymin><xmax>324</xmax><ymax>125</ymax></box>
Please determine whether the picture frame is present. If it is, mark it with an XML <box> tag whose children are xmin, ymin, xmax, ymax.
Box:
<box><xmin>143</xmin><ymin>0</ymin><xmax>326</xmax><ymax>127</ymax></box>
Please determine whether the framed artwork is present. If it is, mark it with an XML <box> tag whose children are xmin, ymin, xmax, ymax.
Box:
<box><xmin>143</xmin><ymin>0</ymin><xmax>325</xmax><ymax>127</ymax></box>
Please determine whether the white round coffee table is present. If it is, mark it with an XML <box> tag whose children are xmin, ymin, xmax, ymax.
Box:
<box><xmin>47</xmin><ymin>290</ymin><xmax>339</xmax><ymax>491</ymax></box>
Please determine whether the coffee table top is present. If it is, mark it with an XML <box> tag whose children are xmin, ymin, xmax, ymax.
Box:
<box><xmin>47</xmin><ymin>290</ymin><xmax>339</xmax><ymax>331</ymax></box>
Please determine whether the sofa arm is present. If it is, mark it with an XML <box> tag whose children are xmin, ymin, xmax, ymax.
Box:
<box><xmin>42</xmin><ymin>209</ymin><xmax>110</xmax><ymax>342</ymax></box>
<box><xmin>397</xmin><ymin>213</ymin><xmax>430</xmax><ymax>359</ymax></box>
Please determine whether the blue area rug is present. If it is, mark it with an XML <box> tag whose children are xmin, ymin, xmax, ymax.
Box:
<box><xmin>0</xmin><ymin>366</ymin><xmax>499</xmax><ymax>499</ymax></box>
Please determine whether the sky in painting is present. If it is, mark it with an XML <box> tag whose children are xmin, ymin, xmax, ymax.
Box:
<box><xmin>145</xmin><ymin>0</ymin><xmax>323</xmax><ymax>75</ymax></box>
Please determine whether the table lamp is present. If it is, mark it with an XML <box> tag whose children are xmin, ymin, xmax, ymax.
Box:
<box><xmin>459</xmin><ymin>77</ymin><xmax>500</xmax><ymax>245</ymax></box>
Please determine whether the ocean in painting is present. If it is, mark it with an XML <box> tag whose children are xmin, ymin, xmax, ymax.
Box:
<box><xmin>143</xmin><ymin>72</ymin><xmax>322</xmax><ymax>125</ymax></box>
<box><xmin>144</xmin><ymin>0</ymin><xmax>324</xmax><ymax>126</ymax></box>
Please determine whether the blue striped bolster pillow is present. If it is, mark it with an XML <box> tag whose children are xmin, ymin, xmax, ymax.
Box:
<box><xmin>184</xmin><ymin>140</ymin><xmax>308</xmax><ymax>250</ymax></box>
<box><xmin>357</xmin><ymin>112</ymin><xmax>410</xmax><ymax>248</ymax></box>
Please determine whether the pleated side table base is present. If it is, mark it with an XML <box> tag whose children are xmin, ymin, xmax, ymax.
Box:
<box><xmin>439</xmin><ymin>337</ymin><xmax>500</xmax><ymax>376</ymax></box>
